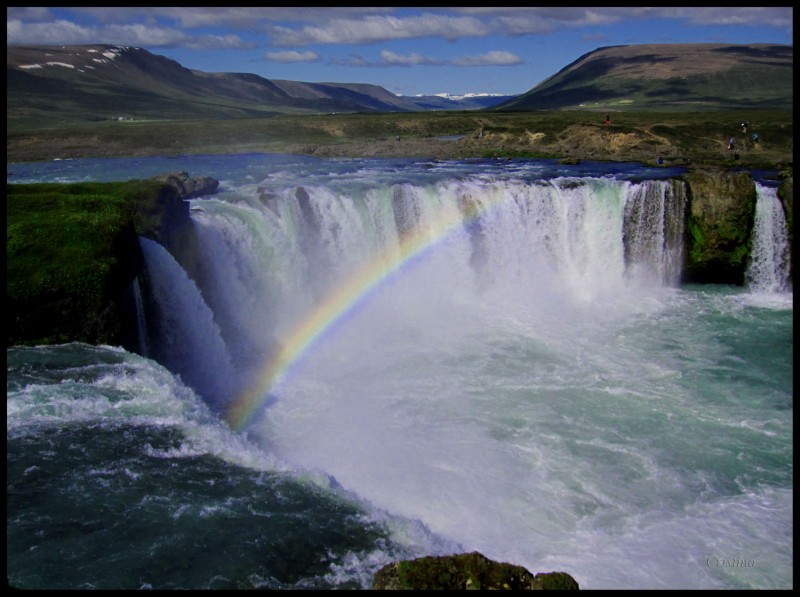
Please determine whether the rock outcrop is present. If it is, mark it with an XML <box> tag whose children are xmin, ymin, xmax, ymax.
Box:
<box><xmin>133</xmin><ymin>171</ymin><xmax>216</xmax><ymax>248</ymax></box>
<box><xmin>134</xmin><ymin>171</ymin><xmax>215</xmax><ymax>281</ymax></box>
<box><xmin>371</xmin><ymin>552</ymin><xmax>579</xmax><ymax>590</ymax></box>
<box><xmin>777</xmin><ymin>175</ymin><xmax>793</xmax><ymax>278</ymax></box>
<box><xmin>151</xmin><ymin>171</ymin><xmax>220</xmax><ymax>200</ymax></box>
<box><xmin>682</xmin><ymin>167</ymin><xmax>758</xmax><ymax>284</ymax></box>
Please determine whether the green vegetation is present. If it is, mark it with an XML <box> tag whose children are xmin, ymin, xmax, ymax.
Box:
<box><xmin>7</xmin><ymin>110</ymin><xmax>793</xmax><ymax>171</ymax></box>
<box><xmin>7</xmin><ymin>180</ymin><xmax>161</xmax><ymax>346</ymax></box>
<box><xmin>9</xmin><ymin>182</ymin><xmax>135</xmax><ymax>296</ymax></box>
<box><xmin>8</xmin><ymin>43</ymin><xmax>791</xmax><ymax>170</ymax></box>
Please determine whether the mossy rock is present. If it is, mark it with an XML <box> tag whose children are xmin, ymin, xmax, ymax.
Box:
<box><xmin>372</xmin><ymin>552</ymin><xmax>579</xmax><ymax>590</ymax></box>
<box><xmin>682</xmin><ymin>167</ymin><xmax>758</xmax><ymax>284</ymax></box>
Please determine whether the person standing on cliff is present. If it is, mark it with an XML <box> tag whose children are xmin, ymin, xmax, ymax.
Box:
<box><xmin>605</xmin><ymin>113</ymin><xmax>611</xmax><ymax>125</ymax></box>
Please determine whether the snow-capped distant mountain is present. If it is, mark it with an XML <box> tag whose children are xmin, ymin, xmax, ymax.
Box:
<box><xmin>400</xmin><ymin>92</ymin><xmax>518</xmax><ymax>110</ymax></box>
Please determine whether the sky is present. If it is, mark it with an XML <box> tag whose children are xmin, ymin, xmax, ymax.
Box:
<box><xmin>6</xmin><ymin>7</ymin><xmax>794</xmax><ymax>97</ymax></box>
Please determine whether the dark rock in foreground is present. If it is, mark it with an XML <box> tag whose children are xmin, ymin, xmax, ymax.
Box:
<box><xmin>371</xmin><ymin>551</ymin><xmax>579</xmax><ymax>590</ymax></box>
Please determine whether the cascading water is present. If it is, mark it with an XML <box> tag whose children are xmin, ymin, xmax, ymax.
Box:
<box><xmin>132</xmin><ymin>275</ymin><xmax>150</xmax><ymax>357</ymax></box>
<box><xmin>139</xmin><ymin>236</ymin><xmax>239</xmax><ymax>411</ymax></box>
<box><xmin>623</xmin><ymin>179</ymin><xmax>686</xmax><ymax>286</ymax></box>
<box><xmin>149</xmin><ymin>176</ymin><xmax>688</xmax><ymax>413</ymax></box>
<box><xmin>746</xmin><ymin>182</ymin><xmax>791</xmax><ymax>293</ymax></box>
<box><xmin>8</xmin><ymin>154</ymin><xmax>792</xmax><ymax>590</ymax></box>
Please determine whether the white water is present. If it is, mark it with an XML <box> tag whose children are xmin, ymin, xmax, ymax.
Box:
<box><xmin>7</xmin><ymin>154</ymin><xmax>790</xmax><ymax>590</ymax></box>
<box><xmin>746</xmin><ymin>183</ymin><xmax>791</xmax><ymax>293</ymax></box>
<box><xmin>139</xmin><ymin>237</ymin><xmax>239</xmax><ymax>410</ymax></box>
<box><xmin>175</xmin><ymin>177</ymin><xmax>687</xmax><ymax>363</ymax></box>
<box><xmin>135</xmin><ymin>172</ymin><xmax>791</xmax><ymax>589</ymax></box>
<box><xmin>132</xmin><ymin>276</ymin><xmax>150</xmax><ymax>357</ymax></box>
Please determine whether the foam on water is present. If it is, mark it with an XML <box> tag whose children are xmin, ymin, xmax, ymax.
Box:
<box><xmin>8</xmin><ymin>155</ymin><xmax>791</xmax><ymax>589</ymax></box>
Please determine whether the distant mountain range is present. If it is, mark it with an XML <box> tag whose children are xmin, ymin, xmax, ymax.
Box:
<box><xmin>6</xmin><ymin>43</ymin><xmax>792</xmax><ymax>128</ymax></box>
<box><xmin>6</xmin><ymin>44</ymin><xmax>514</xmax><ymax>127</ymax></box>
<box><xmin>400</xmin><ymin>93</ymin><xmax>517</xmax><ymax>111</ymax></box>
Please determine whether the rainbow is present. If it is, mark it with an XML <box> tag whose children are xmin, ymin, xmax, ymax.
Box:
<box><xmin>225</xmin><ymin>185</ymin><xmax>501</xmax><ymax>430</ymax></box>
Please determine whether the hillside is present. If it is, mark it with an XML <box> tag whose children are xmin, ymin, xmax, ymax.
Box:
<box><xmin>496</xmin><ymin>43</ymin><xmax>793</xmax><ymax>111</ymax></box>
<box><xmin>6</xmin><ymin>43</ymin><xmax>793</xmax><ymax>169</ymax></box>
<box><xmin>5</xmin><ymin>45</ymin><xmax>420</xmax><ymax>128</ymax></box>
<box><xmin>6</xmin><ymin>44</ymin><xmax>515</xmax><ymax>129</ymax></box>
<box><xmin>9</xmin><ymin>43</ymin><xmax>791</xmax><ymax>130</ymax></box>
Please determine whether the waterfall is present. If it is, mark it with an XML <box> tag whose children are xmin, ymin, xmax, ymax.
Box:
<box><xmin>140</xmin><ymin>176</ymin><xmax>687</xmax><ymax>412</ymax></box>
<box><xmin>131</xmin><ymin>275</ymin><xmax>150</xmax><ymax>357</ymax></box>
<box><xmin>191</xmin><ymin>177</ymin><xmax>677</xmax><ymax>328</ymax></box>
<box><xmin>138</xmin><ymin>236</ymin><xmax>239</xmax><ymax>411</ymax></box>
<box><xmin>623</xmin><ymin>179</ymin><xmax>686</xmax><ymax>286</ymax></box>
<box><xmin>746</xmin><ymin>183</ymin><xmax>791</xmax><ymax>293</ymax></box>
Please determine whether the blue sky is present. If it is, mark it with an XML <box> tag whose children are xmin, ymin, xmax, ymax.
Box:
<box><xmin>6</xmin><ymin>7</ymin><xmax>793</xmax><ymax>96</ymax></box>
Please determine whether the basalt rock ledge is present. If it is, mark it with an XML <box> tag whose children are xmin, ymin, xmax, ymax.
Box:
<box><xmin>371</xmin><ymin>552</ymin><xmax>580</xmax><ymax>590</ymax></box>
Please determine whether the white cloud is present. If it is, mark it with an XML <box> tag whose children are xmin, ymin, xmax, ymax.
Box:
<box><xmin>452</xmin><ymin>51</ymin><xmax>523</xmax><ymax>67</ymax></box>
<box><xmin>640</xmin><ymin>7</ymin><xmax>793</xmax><ymax>28</ymax></box>
<box><xmin>6</xmin><ymin>7</ymin><xmax>793</xmax><ymax>51</ymax></box>
<box><xmin>453</xmin><ymin>7</ymin><xmax>792</xmax><ymax>28</ymax></box>
<box><xmin>185</xmin><ymin>34</ymin><xmax>253</xmax><ymax>51</ymax></box>
<box><xmin>331</xmin><ymin>54</ymin><xmax>371</xmax><ymax>67</ymax></box>
<box><xmin>6</xmin><ymin>7</ymin><xmax>54</xmax><ymax>22</ymax></box>
<box><xmin>264</xmin><ymin>50</ymin><xmax>319</xmax><ymax>63</ymax></box>
<box><xmin>17</xmin><ymin>7</ymin><xmax>793</xmax><ymax>34</ymax></box>
<box><xmin>7</xmin><ymin>18</ymin><xmax>95</xmax><ymax>45</ymax></box>
<box><xmin>265</xmin><ymin>7</ymin><xmax>793</xmax><ymax>47</ymax></box>
<box><xmin>269</xmin><ymin>13</ymin><xmax>487</xmax><ymax>46</ymax></box>
<box><xmin>331</xmin><ymin>49</ymin><xmax>523</xmax><ymax>69</ymax></box>
<box><xmin>379</xmin><ymin>50</ymin><xmax>439</xmax><ymax>66</ymax></box>
<box><xmin>6</xmin><ymin>18</ymin><xmax>250</xmax><ymax>49</ymax></box>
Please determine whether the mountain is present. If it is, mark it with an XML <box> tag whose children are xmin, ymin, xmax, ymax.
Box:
<box><xmin>399</xmin><ymin>93</ymin><xmax>517</xmax><ymax>111</ymax></box>
<box><xmin>6</xmin><ymin>44</ymin><xmax>421</xmax><ymax>127</ymax></box>
<box><xmin>8</xmin><ymin>43</ymin><xmax>793</xmax><ymax>129</ymax></box>
<box><xmin>6</xmin><ymin>44</ymin><xmax>517</xmax><ymax>127</ymax></box>
<box><xmin>495</xmin><ymin>43</ymin><xmax>793</xmax><ymax>111</ymax></box>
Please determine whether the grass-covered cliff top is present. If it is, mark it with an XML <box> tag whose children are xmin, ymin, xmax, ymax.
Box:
<box><xmin>7</xmin><ymin>181</ymin><xmax>163</xmax><ymax>345</ymax></box>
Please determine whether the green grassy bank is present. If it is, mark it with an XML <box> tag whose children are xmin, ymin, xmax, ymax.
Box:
<box><xmin>7</xmin><ymin>181</ymin><xmax>165</xmax><ymax>346</ymax></box>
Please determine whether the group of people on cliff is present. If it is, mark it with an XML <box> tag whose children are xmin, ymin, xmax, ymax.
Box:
<box><xmin>728</xmin><ymin>121</ymin><xmax>760</xmax><ymax>154</ymax></box>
